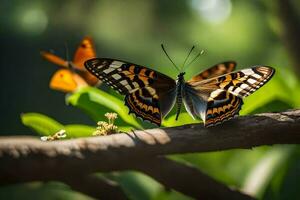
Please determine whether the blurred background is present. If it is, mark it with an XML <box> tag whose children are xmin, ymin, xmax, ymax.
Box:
<box><xmin>0</xmin><ymin>0</ymin><xmax>299</xmax><ymax>199</ymax></box>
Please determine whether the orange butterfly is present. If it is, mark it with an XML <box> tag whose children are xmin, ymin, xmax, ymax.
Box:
<box><xmin>41</xmin><ymin>36</ymin><xmax>100</xmax><ymax>93</ymax></box>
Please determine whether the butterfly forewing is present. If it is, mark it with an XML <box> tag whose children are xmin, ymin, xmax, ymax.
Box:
<box><xmin>85</xmin><ymin>58</ymin><xmax>176</xmax><ymax>125</ymax></box>
<box><xmin>41</xmin><ymin>51</ymin><xmax>69</xmax><ymax>67</ymax></box>
<box><xmin>214</xmin><ymin>66</ymin><xmax>274</xmax><ymax>98</ymax></box>
<box><xmin>73</xmin><ymin>37</ymin><xmax>100</xmax><ymax>86</ymax></box>
<box><xmin>188</xmin><ymin>61</ymin><xmax>236</xmax><ymax>83</ymax></box>
<box><xmin>73</xmin><ymin>37</ymin><xmax>97</xmax><ymax>69</ymax></box>
<box><xmin>191</xmin><ymin>66</ymin><xmax>275</xmax><ymax>98</ymax></box>
<box><xmin>49</xmin><ymin>69</ymin><xmax>88</xmax><ymax>92</ymax></box>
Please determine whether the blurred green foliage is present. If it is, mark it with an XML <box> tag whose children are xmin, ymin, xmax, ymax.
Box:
<box><xmin>1</xmin><ymin>0</ymin><xmax>300</xmax><ymax>199</ymax></box>
<box><xmin>21</xmin><ymin>113</ymin><xmax>96</xmax><ymax>138</ymax></box>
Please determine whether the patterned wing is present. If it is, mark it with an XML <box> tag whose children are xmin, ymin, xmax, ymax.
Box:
<box><xmin>190</xmin><ymin>66</ymin><xmax>275</xmax><ymax>98</ymax></box>
<box><xmin>73</xmin><ymin>37</ymin><xmax>100</xmax><ymax>86</ymax></box>
<box><xmin>205</xmin><ymin>91</ymin><xmax>243</xmax><ymax>127</ymax></box>
<box><xmin>85</xmin><ymin>58</ymin><xmax>176</xmax><ymax>125</ymax></box>
<box><xmin>188</xmin><ymin>61</ymin><xmax>236</xmax><ymax>83</ymax></box>
<box><xmin>41</xmin><ymin>51</ymin><xmax>68</xmax><ymax>67</ymax></box>
<box><xmin>49</xmin><ymin>69</ymin><xmax>88</xmax><ymax>93</ymax></box>
<box><xmin>183</xmin><ymin>86</ymin><xmax>243</xmax><ymax>127</ymax></box>
<box><xmin>186</xmin><ymin>66</ymin><xmax>275</xmax><ymax>126</ymax></box>
<box><xmin>73</xmin><ymin>36</ymin><xmax>97</xmax><ymax>69</ymax></box>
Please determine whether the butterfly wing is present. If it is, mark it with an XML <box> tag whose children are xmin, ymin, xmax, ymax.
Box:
<box><xmin>205</xmin><ymin>90</ymin><xmax>243</xmax><ymax>126</ymax></box>
<box><xmin>72</xmin><ymin>37</ymin><xmax>100</xmax><ymax>86</ymax></box>
<box><xmin>185</xmin><ymin>66</ymin><xmax>275</xmax><ymax>126</ymax></box>
<box><xmin>73</xmin><ymin>36</ymin><xmax>97</xmax><ymax>69</ymax></box>
<box><xmin>85</xmin><ymin>58</ymin><xmax>176</xmax><ymax>125</ymax></box>
<box><xmin>197</xmin><ymin>66</ymin><xmax>275</xmax><ymax>98</ymax></box>
<box><xmin>41</xmin><ymin>51</ymin><xmax>68</xmax><ymax>67</ymax></box>
<box><xmin>188</xmin><ymin>61</ymin><xmax>236</xmax><ymax>82</ymax></box>
<box><xmin>50</xmin><ymin>69</ymin><xmax>88</xmax><ymax>93</ymax></box>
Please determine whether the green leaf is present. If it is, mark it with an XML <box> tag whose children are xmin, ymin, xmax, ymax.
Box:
<box><xmin>21</xmin><ymin>113</ymin><xmax>64</xmax><ymax>136</ymax></box>
<box><xmin>113</xmin><ymin>172</ymin><xmax>162</xmax><ymax>200</ymax></box>
<box><xmin>64</xmin><ymin>124</ymin><xmax>133</xmax><ymax>138</ymax></box>
<box><xmin>67</xmin><ymin>87</ymin><xmax>142</xmax><ymax>129</ymax></box>
<box><xmin>0</xmin><ymin>181</ymin><xmax>93</xmax><ymax>200</ymax></box>
<box><xmin>242</xmin><ymin>145</ymin><xmax>297</xmax><ymax>198</ymax></box>
<box><xmin>241</xmin><ymin>76</ymin><xmax>291</xmax><ymax>115</ymax></box>
<box><xmin>248</xmin><ymin>99</ymin><xmax>293</xmax><ymax>115</ymax></box>
<box><xmin>64</xmin><ymin>124</ymin><xmax>95</xmax><ymax>138</ymax></box>
<box><xmin>163</xmin><ymin>112</ymin><xmax>201</xmax><ymax>127</ymax></box>
<box><xmin>22</xmin><ymin>112</ymin><xmax>133</xmax><ymax>138</ymax></box>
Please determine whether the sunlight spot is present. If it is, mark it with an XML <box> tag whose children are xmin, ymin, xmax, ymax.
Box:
<box><xmin>19</xmin><ymin>8</ymin><xmax>48</xmax><ymax>35</ymax></box>
<box><xmin>191</xmin><ymin>0</ymin><xmax>232</xmax><ymax>24</ymax></box>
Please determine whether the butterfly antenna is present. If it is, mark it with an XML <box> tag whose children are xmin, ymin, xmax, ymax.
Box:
<box><xmin>64</xmin><ymin>42</ymin><xmax>73</xmax><ymax>70</ymax></box>
<box><xmin>181</xmin><ymin>46</ymin><xmax>195</xmax><ymax>71</ymax></box>
<box><xmin>183</xmin><ymin>50</ymin><xmax>204</xmax><ymax>71</ymax></box>
<box><xmin>161</xmin><ymin>44</ymin><xmax>180</xmax><ymax>72</ymax></box>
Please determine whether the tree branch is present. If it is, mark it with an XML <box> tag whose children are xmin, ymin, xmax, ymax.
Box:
<box><xmin>1</xmin><ymin>109</ymin><xmax>299</xmax><ymax>199</ymax></box>
<box><xmin>0</xmin><ymin>109</ymin><xmax>299</xmax><ymax>185</ymax></box>
<box><xmin>62</xmin><ymin>174</ymin><xmax>127</xmax><ymax>200</ymax></box>
<box><xmin>130</xmin><ymin>156</ymin><xmax>255</xmax><ymax>200</ymax></box>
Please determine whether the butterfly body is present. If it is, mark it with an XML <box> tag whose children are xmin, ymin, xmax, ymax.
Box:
<box><xmin>85</xmin><ymin>58</ymin><xmax>274</xmax><ymax>127</ymax></box>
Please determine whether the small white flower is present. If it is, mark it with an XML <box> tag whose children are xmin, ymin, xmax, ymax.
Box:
<box><xmin>40</xmin><ymin>136</ymin><xmax>49</xmax><ymax>141</ymax></box>
<box><xmin>55</xmin><ymin>129</ymin><xmax>66</xmax><ymax>138</ymax></box>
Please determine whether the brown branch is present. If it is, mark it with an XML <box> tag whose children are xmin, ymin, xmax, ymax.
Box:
<box><xmin>62</xmin><ymin>175</ymin><xmax>127</xmax><ymax>200</ymax></box>
<box><xmin>0</xmin><ymin>109</ymin><xmax>299</xmax><ymax>199</ymax></box>
<box><xmin>0</xmin><ymin>109</ymin><xmax>299</xmax><ymax>185</ymax></box>
<box><xmin>130</xmin><ymin>156</ymin><xmax>255</xmax><ymax>200</ymax></box>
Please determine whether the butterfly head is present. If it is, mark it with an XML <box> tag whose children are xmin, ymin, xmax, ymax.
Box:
<box><xmin>178</xmin><ymin>72</ymin><xmax>185</xmax><ymax>78</ymax></box>
<box><xmin>176</xmin><ymin>72</ymin><xmax>186</xmax><ymax>83</ymax></box>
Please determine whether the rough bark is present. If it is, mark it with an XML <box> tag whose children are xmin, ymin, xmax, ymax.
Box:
<box><xmin>0</xmin><ymin>109</ymin><xmax>299</xmax><ymax>199</ymax></box>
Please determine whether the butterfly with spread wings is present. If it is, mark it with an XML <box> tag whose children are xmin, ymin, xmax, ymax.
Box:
<box><xmin>84</xmin><ymin>45</ymin><xmax>275</xmax><ymax>127</ymax></box>
<box><xmin>41</xmin><ymin>36</ymin><xmax>100</xmax><ymax>93</ymax></box>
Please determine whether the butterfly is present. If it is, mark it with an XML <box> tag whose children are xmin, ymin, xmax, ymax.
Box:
<box><xmin>84</xmin><ymin>45</ymin><xmax>275</xmax><ymax>127</ymax></box>
<box><xmin>41</xmin><ymin>36</ymin><xmax>100</xmax><ymax>93</ymax></box>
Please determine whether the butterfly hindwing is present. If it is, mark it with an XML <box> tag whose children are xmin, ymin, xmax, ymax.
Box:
<box><xmin>205</xmin><ymin>90</ymin><xmax>243</xmax><ymax>127</ymax></box>
<box><xmin>49</xmin><ymin>69</ymin><xmax>88</xmax><ymax>92</ymax></box>
<box><xmin>125</xmin><ymin>88</ymin><xmax>161</xmax><ymax>125</ymax></box>
<box><xmin>188</xmin><ymin>61</ymin><xmax>236</xmax><ymax>83</ymax></box>
<box><xmin>85</xmin><ymin>58</ymin><xmax>176</xmax><ymax>125</ymax></box>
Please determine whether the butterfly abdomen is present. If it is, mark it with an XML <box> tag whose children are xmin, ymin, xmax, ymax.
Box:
<box><xmin>175</xmin><ymin>92</ymin><xmax>183</xmax><ymax>120</ymax></box>
<box><xmin>175</xmin><ymin>73</ymin><xmax>185</xmax><ymax>120</ymax></box>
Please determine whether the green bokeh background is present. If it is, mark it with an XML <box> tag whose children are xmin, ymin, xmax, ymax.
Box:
<box><xmin>1</xmin><ymin>0</ymin><xmax>300</xmax><ymax>199</ymax></box>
